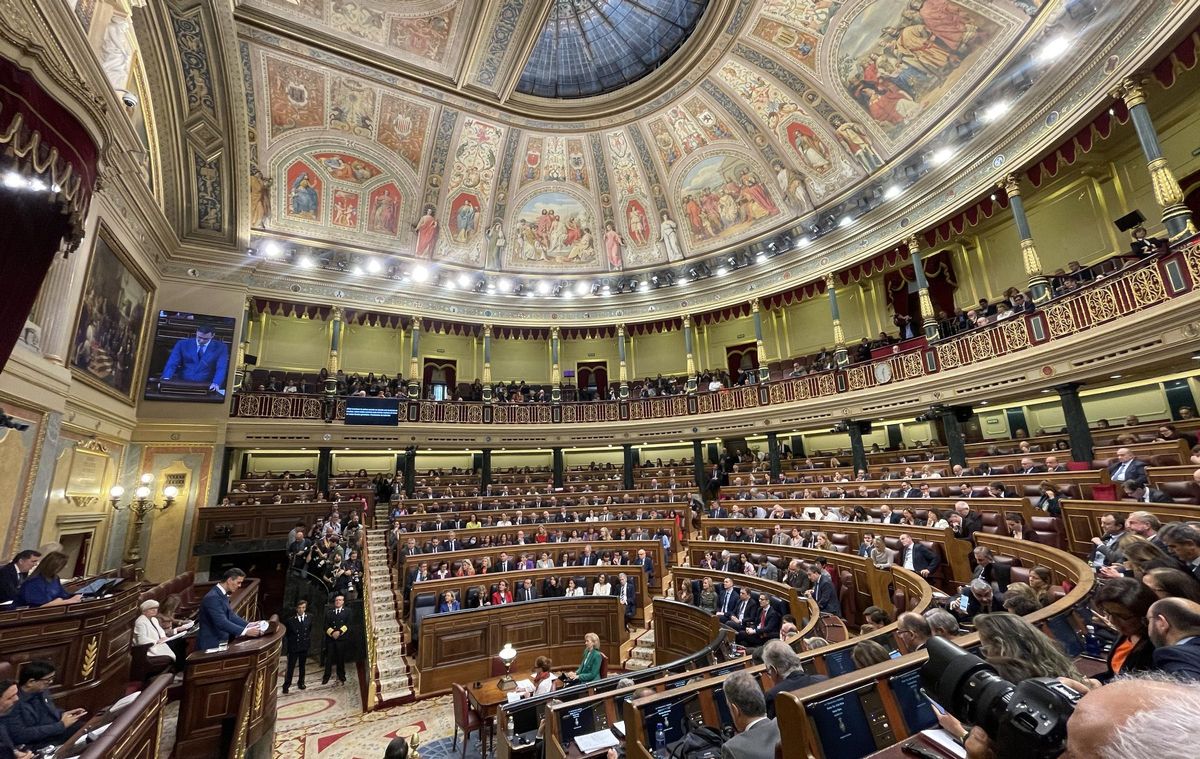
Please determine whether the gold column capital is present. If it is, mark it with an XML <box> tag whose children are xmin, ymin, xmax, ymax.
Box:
<box><xmin>1002</xmin><ymin>173</ymin><xmax>1021</xmax><ymax>198</ymax></box>
<box><xmin>823</xmin><ymin>273</ymin><xmax>836</xmax><ymax>291</ymax></box>
<box><xmin>410</xmin><ymin>315</ymin><xmax>422</xmax><ymax>331</ymax></box>
<box><xmin>483</xmin><ymin>323</ymin><xmax>492</xmax><ymax>338</ymax></box>
<box><xmin>682</xmin><ymin>314</ymin><xmax>692</xmax><ymax>329</ymax></box>
<box><xmin>550</xmin><ymin>326</ymin><xmax>560</xmax><ymax>340</ymax></box>
<box><xmin>330</xmin><ymin>306</ymin><xmax>343</xmax><ymax>321</ymax></box>
<box><xmin>1114</xmin><ymin>75</ymin><xmax>1148</xmax><ymax>108</ymax></box>
<box><xmin>617</xmin><ymin>323</ymin><xmax>626</xmax><ymax>337</ymax></box>
<box><xmin>750</xmin><ymin>297</ymin><xmax>761</xmax><ymax>313</ymax></box>
<box><xmin>906</xmin><ymin>234</ymin><xmax>921</xmax><ymax>255</ymax></box>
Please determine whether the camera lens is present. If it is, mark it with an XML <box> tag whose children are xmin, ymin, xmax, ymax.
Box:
<box><xmin>920</xmin><ymin>636</ymin><xmax>1015</xmax><ymax>737</ymax></box>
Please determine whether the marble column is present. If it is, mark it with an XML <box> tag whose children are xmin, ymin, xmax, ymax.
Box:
<box><xmin>846</xmin><ymin>421</ymin><xmax>868</xmax><ymax>475</ymax></box>
<box><xmin>552</xmin><ymin>447</ymin><xmax>564</xmax><ymax>490</ymax></box>
<box><xmin>481</xmin><ymin>324</ymin><xmax>493</xmax><ymax>401</ymax></box>
<box><xmin>622</xmin><ymin>444</ymin><xmax>635</xmax><ymax>491</ymax></box>
<box><xmin>550</xmin><ymin>326</ymin><xmax>562</xmax><ymax>403</ymax></box>
<box><xmin>481</xmin><ymin>449</ymin><xmax>492</xmax><ymax>493</ymax></box>
<box><xmin>825</xmin><ymin>275</ymin><xmax>848</xmax><ymax>368</ymax></box>
<box><xmin>938</xmin><ymin>407</ymin><xmax>968</xmax><ymax>468</ymax></box>
<box><xmin>751</xmin><ymin>299</ymin><xmax>770</xmax><ymax>382</ymax></box>
<box><xmin>328</xmin><ymin>307</ymin><xmax>343</xmax><ymax>373</ymax></box>
<box><xmin>617</xmin><ymin>324</ymin><xmax>629</xmax><ymax>399</ymax></box>
<box><xmin>407</xmin><ymin>316</ymin><xmax>421</xmax><ymax>397</ymax></box>
<box><xmin>1116</xmin><ymin>77</ymin><xmax>1196</xmax><ymax>240</ymax></box>
<box><xmin>907</xmin><ymin>235</ymin><xmax>940</xmax><ymax>340</ymax></box>
<box><xmin>27</xmin><ymin>246</ymin><xmax>77</xmax><ymax>363</ymax></box>
<box><xmin>692</xmin><ymin>439</ymin><xmax>706</xmax><ymax>492</ymax></box>
<box><xmin>683</xmin><ymin>316</ymin><xmax>697</xmax><ymax>393</ymax></box>
<box><xmin>766</xmin><ymin>432</ymin><xmax>781</xmax><ymax>482</ymax></box>
<box><xmin>1055</xmin><ymin>383</ymin><xmax>1095</xmax><ymax>463</ymax></box>
<box><xmin>1003</xmin><ymin>174</ymin><xmax>1051</xmax><ymax>303</ymax></box>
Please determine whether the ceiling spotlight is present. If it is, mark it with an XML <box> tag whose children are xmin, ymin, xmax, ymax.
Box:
<box><xmin>716</xmin><ymin>266</ymin><xmax>728</xmax><ymax>276</ymax></box>
<box><xmin>498</xmin><ymin>277</ymin><xmax>512</xmax><ymax>292</ymax></box>
<box><xmin>884</xmin><ymin>185</ymin><xmax>902</xmax><ymax>200</ymax></box>
<box><xmin>412</xmin><ymin>265</ymin><xmax>429</xmax><ymax>282</ymax></box>
<box><xmin>298</xmin><ymin>256</ymin><xmax>315</xmax><ymax>269</ymax></box>
<box><xmin>796</xmin><ymin>236</ymin><xmax>812</xmax><ymax>249</ymax></box>
<box><xmin>366</xmin><ymin>258</ymin><xmax>382</xmax><ymax>274</ymax></box>
<box><xmin>457</xmin><ymin>272</ymin><xmax>471</xmax><ymax>288</ymax></box>
<box><xmin>931</xmin><ymin>147</ymin><xmax>954</xmax><ymax>166</ymax></box>
<box><xmin>981</xmin><ymin>101</ymin><xmax>1010</xmax><ymax>123</ymax></box>
<box><xmin>1036</xmin><ymin>35</ymin><xmax>1070</xmax><ymax>63</ymax></box>
<box><xmin>351</xmin><ymin>264</ymin><xmax>363</xmax><ymax>276</ymax></box>
<box><xmin>2</xmin><ymin>171</ymin><xmax>23</xmax><ymax>189</ymax></box>
<box><xmin>839</xmin><ymin>215</ymin><xmax>853</xmax><ymax>228</ymax></box>
<box><xmin>575</xmin><ymin>280</ymin><xmax>590</xmax><ymax>296</ymax></box>
<box><xmin>444</xmin><ymin>277</ymin><xmax>457</xmax><ymax>289</ymax></box>
<box><xmin>536</xmin><ymin>280</ymin><xmax>551</xmax><ymax>295</ymax></box>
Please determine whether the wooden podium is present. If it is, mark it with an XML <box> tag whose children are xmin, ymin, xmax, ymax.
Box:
<box><xmin>176</xmin><ymin>621</ymin><xmax>285</xmax><ymax>759</ymax></box>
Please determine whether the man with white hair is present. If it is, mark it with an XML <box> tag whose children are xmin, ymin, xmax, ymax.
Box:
<box><xmin>1108</xmin><ymin>447</ymin><xmax>1147</xmax><ymax>485</ymax></box>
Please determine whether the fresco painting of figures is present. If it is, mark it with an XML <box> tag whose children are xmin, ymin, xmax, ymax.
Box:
<box><xmin>838</xmin><ymin>0</ymin><xmax>1000</xmax><ymax>138</ymax></box>
<box><xmin>508</xmin><ymin>191</ymin><xmax>598</xmax><ymax>269</ymax></box>
<box><xmin>677</xmin><ymin>155</ymin><xmax>781</xmax><ymax>246</ymax></box>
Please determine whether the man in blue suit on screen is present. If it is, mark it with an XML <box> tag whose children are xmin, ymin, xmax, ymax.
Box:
<box><xmin>196</xmin><ymin>568</ymin><xmax>263</xmax><ymax>650</ymax></box>
<box><xmin>161</xmin><ymin>323</ymin><xmax>229</xmax><ymax>392</ymax></box>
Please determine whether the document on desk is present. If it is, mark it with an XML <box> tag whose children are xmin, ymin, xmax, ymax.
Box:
<box><xmin>164</xmin><ymin>628</ymin><xmax>191</xmax><ymax>643</ymax></box>
<box><xmin>611</xmin><ymin>721</ymin><xmax>626</xmax><ymax>737</ymax></box>
<box><xmin>919</xmin><ymin>728</ymin><xmax>968</xmax><ymax>758</ymax></box>
<box><xmin>111</xmin><ymin>691</ymin><xmax>142</xmax><ymax>712</ymax></box>
<box><xmin>74</xmin><ymin>722</ymin><xmax>111</xmax><ymax>745</ymax></box>
<box><xmin>574</xmin><ymin>728</ymin><xmax>619</xmax><ymax>754</ymax></box>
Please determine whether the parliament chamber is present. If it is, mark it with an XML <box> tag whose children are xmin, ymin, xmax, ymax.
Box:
<box><xmin>6</xmin><ymin>1</ymin><xmax>1200</xmax><ymax>758</ymax></box>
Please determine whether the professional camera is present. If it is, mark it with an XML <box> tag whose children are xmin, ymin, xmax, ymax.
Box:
<box><xmin>920</xmin><ymin>636</ymin><xmax>1082</xmax><ymax>759</ymax></box>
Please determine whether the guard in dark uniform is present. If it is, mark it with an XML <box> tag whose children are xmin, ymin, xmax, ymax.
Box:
<box><xmin>323</xmin><ymin>593</ymin><xmax>351</xmax><ymax>685</ymax></box>
<box><xmin>283</xmin><ymin>599</ymin><xmax>312</xmax><ymax>694</ymax></box>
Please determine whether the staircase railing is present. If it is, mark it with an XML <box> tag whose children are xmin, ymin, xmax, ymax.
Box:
<box><xmin>360</xmin><ymin>530</ymin><xmax>381</xmax><ymax>711</ymax></box>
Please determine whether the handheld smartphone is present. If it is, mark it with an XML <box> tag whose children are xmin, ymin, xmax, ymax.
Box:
<box><xmin>921</xmin><ymin>689</ymin><xmax>947</xmax><ymax>716</ymax></box>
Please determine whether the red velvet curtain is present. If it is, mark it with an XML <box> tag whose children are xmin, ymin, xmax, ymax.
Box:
<box><xmin>883</xmin><ymin>251</ymin><xmax>958</xmax><ymax>317</ymax></box>
<box><xmin>0</xmin><ymin>60</ymin><xmax>98</xmax><ymax>372</ymax></box>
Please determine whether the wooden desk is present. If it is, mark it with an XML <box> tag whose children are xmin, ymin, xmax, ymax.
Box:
<box><xmin>176</xmin><ymin>621</ymin><xmax>285</xmax><ymax>759</ymax></box>
<box><xmin>58</xmin><ymin>672</ymin><xmax>173</xmax><ymax>758</ymax></box>
<box><xmin>467</xmin><ymin>680</ymin><xmax>508</xmax><ymax>758</ymax></box>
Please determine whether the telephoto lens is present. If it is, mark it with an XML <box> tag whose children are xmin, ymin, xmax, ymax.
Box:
<box><xmin>920</xmin><ymin>636</ymin><xmax>1081</xmax><ymax>759</ymax></box>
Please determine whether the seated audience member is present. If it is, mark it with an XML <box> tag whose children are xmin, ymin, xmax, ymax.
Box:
<box><xmin>1094</xmin><ymin>577</ymin><xmax>1159</xmax><ymax>679</ymax></box>
<box><xmin>1</xmin><ymin>660</ymin><xmax>87</xmax><ymax>750</ymax></box>
<box><xmin>0</xmin><ymin>550</ymin><xmax>40</xmax><ymax>605</ymax></box>
<box><xmin>924</xmin><ymin>608</ymin><xmax>960</xmax><ymax>639</ymax></box>
<box><xmin>437</xmin><ymin>591</ymin><xmax>460</xmax><ymax>613</ymax></box>
<box><xmin>518</xmin><ymin>656</ymin><xmax>557</xmax><ymax>698</ymax></box>
<box><xmin>14</xmin><ymin>552</ymin><xmax>79</xmax><ymax>608</ymax></box>
<box><xmin>133</xmin><ymin>599</ymin><xmax>180</xmax><ymax>669</ymax></box>
<box><xmin>491</xmin><ymin>580</ymin><xmax>513</xmax><ymax>606</ymax></box>
<box><xmin>1108</xmin><ymin>447</ymin><xmax>1147</xmax><ymax>485</ymax></box>
<box><xmin>971</xmin><ymin>546</ymin><xmax>1009</xmax><ymax>592</ymax></box>
<box><xmin>736</xmin><ymin>594</ymin><xmax>781</xmax><ymax>646</ymax></box>
<box><xmin>761</xmin><ymin>640</ymin><xmax>825</xmax><ymax>719</ymax></box>
<box><xmin>852</xmin><ymin>640</ymin><xmax>891</xmax><ymax>669</ymax></box>
<box><xmin>1142</xmin><ymin>567</ymin><xmax>1200</xmax><ymax>603</ymax></box>
<box><xmin>1000</xmin><ymin>582</ymin><xmax>1043</xmax><ymax>616</ymax></box>
<box><xmin>0</xmin><ymin>677</ymin><xmax>33</xmax><ymax>759</ymax></box>
<box><xmin>1146</xmin><ymin>598</ymin><xmax>1200</xmax><ymax>680</ymax></box>
<box><xmin>1122</xmin><ymin>479</ymin><xmax>1175</xmax><ymax>504</ymax></box>
<box><xmin>896</xmin><ymin>612</ymin><xmax>932</xmax><ymax>651</ymax></box>
<box><xmin>951</xmin><ymin>578</ymin><xmax>1003</xmax><ymax>623</ymax></box>
<box><xmin>723</xmin><ymin>671</ymin><xmax>779</xmax><ymax>758</ymax></box>
<box><xmin>778</xmin><ymin>614</ymin><xmax>799</xmax><ymax>640</ymax></box>
<box><xmin>561</xmin><ymin>633</ymin><xmax>602</xmax><ymax>684</ymax></box>
<box><xmin>1159</xmin><ymin>522</ymin><xmax>1200</xmax><ymax>583</ymax></box>
<box><xmin>1035</xmin><ymin>481</ymin><xmax>1064</xmax><ymax>516</ymax></box>
<box><xmin>975</xmin><ymin>612</ymin><xmax>1084</xmax><ymax>680</ymax></box>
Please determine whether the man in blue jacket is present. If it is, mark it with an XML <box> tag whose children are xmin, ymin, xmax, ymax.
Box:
<box><xmin>160</xmin><ymin>324</ymin><xmax>229</xmax><ymax>392</ymax></box>
<box><xmin>0</xmin><ymin>660</ymin><xmax>86</xmax><ymax>751</ymax></box>
<box><xmin>1147</xmin><ymin>597</ymin><xmax>1200</xmax><ymax>681</ymax></box>
<box><xmin>196</xmin><ymin>568</ymin><xmax>262</xmax><ymax>650</ymax></box>
<box><xmin>804</xmin><ymin>563</ymin><xmax>842</xmax><ymax>617</ymax></box>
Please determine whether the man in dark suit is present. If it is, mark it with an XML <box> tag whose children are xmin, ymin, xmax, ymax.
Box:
<box><xmin>1159</xmin><ymin>522</ymin><xmax>1200</xmax><ymax>583</ymax></box>
<box><xmin>971</xmin><ymin>546</ymin><xmax>1011</xmax><ymax>592</ymax></box>
<box><xmin>496</xmin><ymin>552</ymin><xmax>516</xmax><ymax>572</ymax></box>
<box><xmin>323</xmin><ymin>593</ymin><xmax>351</xmax><ymax>685</ymax></box>
<box><xmin>898</xmin><ymin>480</ymin><xmax>922</xmax><ymax>498</ymax></box>
<box><xmin>577</xmin><ymin>545</ymin><xmax>598</xmax><ymax>566</ymax></box>
<box><xmin>953</xmin><ymin>579</ymin><xmax>1003</xmax><ymax>623</ymax></box>
<box><xmin>736</xmin><ymin>594</ymin><xmax>781</xmax><ymax>646</ymax></box>
<box><xmin>1108</xmin><ymin>447</ymin><xmax>1148</xmax><ymax>485</ymax></box>
<box><xmin>725</xmin><ymin>588</ymin><xmax>754</xmax><ymax>631</ymax></box>
<box><xmin>1018</xmin><ymin>457</ymin><xmax>1046</xmax><ymax>475</ymax></box>
<box><xmin>440</xmin><ymin>531</ymin><xmax>462</xmax><ymax>552</ymax></box>
<box><xmin>715</xmin><ymin>577</ymin><xmax>739</xmax><ymax>624</ymax></box>
<box><xmin>761</xmin><ymin>640</ymin><xmax>826</xmax><ymax>718</ymax></box>
<box><xmin>953</xmin><ymin>501</ymin><xmax>983</xmax><ymax>541</ymax></box>
<box><xmin>1043</xmin><ymin>456</ymin><xmax>1068</xmax><ymax>472</ymax></box>
<box><xmin>897</xmin><ymin>534</ymin><xmax>941</xmax><ymax>578</ymax></box>
<box><xmin>515</xmin><ymin>578</ymin><xmax>537</xmax><ymax>603</ymax></box>
<box><xmin>719</xmin><ymin>550</ymin><xmax>744</xmax><ymax>574</ymax></box>
<box><xmin>878</xmin><ymin>504</ymin><xmax>903</xmax><ymax>524</ymax></box>
<box><xmin>805</xmin><ymin>565</ymin><xmax>841</xmax><ymax>616</ymax></box>
<box><xmin>0</xmin><ymin>550</ymin><xmax>40</xmax><ymax>605</ymax></box>
<box><xmin>196</xmin><ymin>568</ymin><xmax>262</xmax><ymax>650</ymax></box>
<box><xmin>160</xmin><ymin>324</ymin><xmax>229</xmax><ymax>393</ymax></box>
<box><xmin>1147</xmin><ymin>598</ymin><xmax>1200</xmax><ymax>681</ymax></box>
<box><xmin>635</xmin><ymin>548</ymin><xmax>654</xmax><ymax>587</ymax></box>
<box><xmin>971</xmin><ymin>461</ymin><xmax>994</xmax><ymax>477</ymax></box>
<box><xmin>1122</xmin><ymin>481</ymin><xmax>1175</xmax><ymax>504</ymax></box>
<box><xmin>615</xmin><ymin>573</ymin><xmax>636</xmax><ymax>630</ymax></box>
<box><xmin>283</xmin><ymin>600</ymin><xmax>312</xmax><ymax>694</ymax></box>
<box><xmin>722</xmin><ymin>671</ymin><xmax>779</xmax><ymax>759</ymax></box>
<box><xmin>710</xmin><ymin>502</ymin><xmax>730</xmax><ymax>518</ymax></box>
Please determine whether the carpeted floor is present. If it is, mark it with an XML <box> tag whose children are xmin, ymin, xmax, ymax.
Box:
<box><xmin>272</xmin><ymin>659</ymin><xmax>469</xmax><ymax>758</ymax></box>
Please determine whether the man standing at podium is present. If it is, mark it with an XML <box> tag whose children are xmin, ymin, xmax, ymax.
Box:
<box><xmin>197</xmin><ymin>568</ymin><xmax>264</xmax><ymax>650</ymax></box>
<box><xmin>323</xmin><ymin>593</ymin><xmax>351</xmax><ymax>686</ymax></box>
<box><xmin>160</xmin><ymin>323</ymin><xmax>229</xmax><ymax>393</ymax></box>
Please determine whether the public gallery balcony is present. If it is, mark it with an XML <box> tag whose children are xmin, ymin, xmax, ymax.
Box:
<box><xmin>227</xmin><ymin>243</ymin><xmax>1200</xmax><ymax>437</ymax></box>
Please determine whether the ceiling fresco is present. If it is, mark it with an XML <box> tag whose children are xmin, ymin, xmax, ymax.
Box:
<box><xmin>238</xmin><ymin>0</ymin><xmax>1046</xmax><ymax>277</ymax></box>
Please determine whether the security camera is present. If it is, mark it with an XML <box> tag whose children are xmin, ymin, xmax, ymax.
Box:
<box><xmin>119</xmin><ymin>90</ymin><xmax>139</xmax><ymax>109</ymax></box>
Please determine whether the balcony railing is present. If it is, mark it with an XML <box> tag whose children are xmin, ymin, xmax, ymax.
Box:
<box><xmin>228</xmin><ymin>243</ymin><xmax>1199</xmax><ymax>425</ymax></box>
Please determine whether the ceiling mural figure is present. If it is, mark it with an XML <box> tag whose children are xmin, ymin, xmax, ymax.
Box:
<box><xmin>674</xmin><ymin>151</ymin><xmax>784</xmax><ymax>251</ymax></box>
<box><xmin>507</xmin><ymin>189</ymin><xmax>599</xmax><ymax>272</ymax></box>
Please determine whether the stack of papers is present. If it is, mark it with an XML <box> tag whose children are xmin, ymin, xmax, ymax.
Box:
<box><xmin>574</xmin><ymin>729</ymin><xmax>619</xmax><ymax>753</ymax></box>
<box><xmin>111</xmin><ymin>691</ymin><xmax>141</xmax><ymax>712</ymax></box>
<box><xmin>919</xmin><ymin>729</ymin><xmax>968</xmax><ymax>758</ymax></box>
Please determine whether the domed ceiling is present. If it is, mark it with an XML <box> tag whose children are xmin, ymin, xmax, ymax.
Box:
<box><xmin>235</xmin><ymin>0</ymin><xmax>1045</xmax><ymax>278</ymax></box>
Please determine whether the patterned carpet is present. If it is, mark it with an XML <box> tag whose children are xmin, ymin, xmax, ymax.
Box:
<box><xmin>272</xmin><ymin>658</ymin><xmax>469</xmax><ymax>758</ymax></box>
